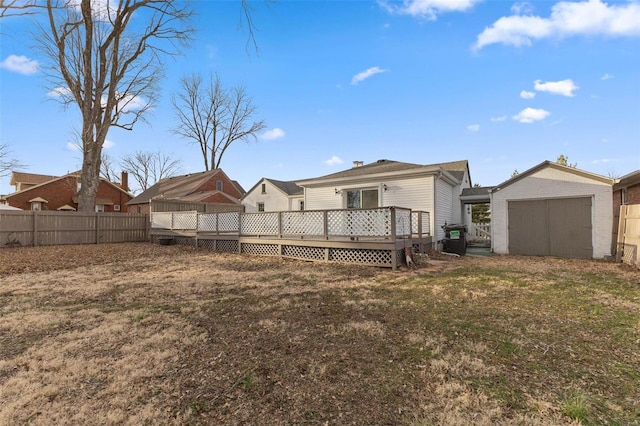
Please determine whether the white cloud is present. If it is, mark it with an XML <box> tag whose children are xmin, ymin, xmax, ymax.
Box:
<box><xmin>512</xmin><ymin>107</ymin><xmax>550</xmax><ymax>123</ymax></box>
<box><xmin>520</xmin><ymin>90</ymin><xmax>536</xmax><ymax>99</ymax></box>
<box><xmin>0</xmin><ymin>54</ymin><xmax>39</xmax><ymax>75</ymax></box>
<box><xmin>511</xmin><ymin>2</ymin><xmax>535</xmax><ymax>15</ymax></box>
<box><xmin>116</xmin><ymin>94</ymin><xmax>147</xmax><ymax>112</ymax></box>
<box><xmin>102</xmin><ymin>139</ymin><xmax>115</xmax><ymax>149</ymax></box>
<box><xmin>601</xmin><ymin>73</ymin><xmax>614</xmax><ymax>80</ymax></box>
<box><xmin>66</xmin><ymin>142</ymin><xmax>81</xmax><ymax>152</ymax></box>
<box><xmin>261</xmin><ymin>128</ymin><xmax>285</xmax><ymax>141</ymax></box>
<box><xmin>467</xmin><ymin>124</ymin><xmax>480</xmax><ymax>132</ymax></box>
<box><xmin>474</xmin><ymin>0</ymin><xmax>640</xmax><ymax>50</ymax></box>
<box><xmin>351</xmin><ymin>66</ymin><xmax>388</xmax><ymax>85</ymax></box>
<box><xmin>490</xmin><ymin>115</ymin><xmax>508</xmax><ymax>122</ymax></box>
<box><xmin>381</xmin><ymin>0</ymin><xmax>481</xmax><ymax>20</ymax></box>
<box><xmin>48</xmin><ymin>87</ymin><xmax>72</xmax><ymax>98</ymax></box>
<box><xmin>324</xmin><ymin>155</ymin><xmax>343</xmax><ymax>166</ymax></box>
<box><xmin>534</xmin><ymin>79</ymin><xmax>579</xmax><ymax>97</ymax></box>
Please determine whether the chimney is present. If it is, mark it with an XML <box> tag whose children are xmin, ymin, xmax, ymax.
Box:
<box><xmin>352</xmin><ymin>161</ymin><xmax>364</xmax><ymax>168</ymax></box>
<box><xmin>121</xmin><ymin>171</ymin><xmax>129</xmax><ymax>192</ymax></box>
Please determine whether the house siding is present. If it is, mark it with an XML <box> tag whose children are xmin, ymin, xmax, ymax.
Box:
<box><xmin>492</xmin><ymin>167</ymin><xmax>612</xmax><ymax>258</ymax></box>
<box><xmin>434</xmin><ymin>177</ymin><xmax>454</xmax><ymax>241</ymax></box>
<box><xmin>306</xmin><ymin>187</ymin><xmax>341</xmax><ymax>210</ymax></box>
<box><xmin>243</xmin><ymin>180</ymin><xmax>294</xmax><ymax>213</ymax></box>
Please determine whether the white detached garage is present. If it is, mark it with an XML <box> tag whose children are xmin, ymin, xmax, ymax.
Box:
<box><xmin>491</xmin><ymin>161</ymin><xmax>614</xmax><ymax>259</ymax></box>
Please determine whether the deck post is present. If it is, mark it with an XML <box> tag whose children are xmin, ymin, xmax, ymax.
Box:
<box><xmin>323</xmin><ymin>210</ymin><xmax>329</xmax><ymax>240</ymax></box>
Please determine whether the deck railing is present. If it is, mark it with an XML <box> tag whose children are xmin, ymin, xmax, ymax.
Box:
<box><xmin>151</xmin><ymin>206</ymin><xmax>430</xmax><ymax>240</ymax></box>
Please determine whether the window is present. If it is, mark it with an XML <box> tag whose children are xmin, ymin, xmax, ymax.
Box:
<box><xmin>346</xmin><ymin>188</ymin><xmax>378</xmax><ymax>209</ymax></box>
<box><xmin>299</xmin><ymin>200</ymin><xmax>304</xmax><ymax>211</ymax></box>
<box><xmin>216</xmin><ymin>180</ymin><xmax>223</xmax><ymax>191</ymax></box>
<box><xmin>31</xmin><ymin>202</ymin><xmax>41</xmax><ymax>211</ymax></box>
<box><xmin>257</xmin><ymin>202</ymin><xmax>265</xmax><ymax>212</ymax></box>
<box><xmin>95</xmin><ymin>204</ymin><xmax>105</xmax><ymax>213</ymax></box>
<box><xmin>622</xmin><ymin>188</ymin><xmax>628</xmax><ymax>205</ymax></box>
<box><xmin>261</xmin><ymin>183</ymin><xmax>266</xmax><ymax>194</ymax></box>
<box><xmin>114</xmin><ymin>204</ymin><xmax>121</xmax><ymax>211</ymax></box>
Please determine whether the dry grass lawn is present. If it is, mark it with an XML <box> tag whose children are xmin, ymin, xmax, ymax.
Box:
<box><xmin>1</xmin><ymin>243</ymin><xmax>638</xmax><ymax>425</ymax></box>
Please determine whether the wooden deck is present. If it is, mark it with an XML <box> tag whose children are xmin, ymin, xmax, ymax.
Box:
<box><xmin>150</xmin><ymin>207</ymin><xmax>432</xmax><ymax>270</ymax></box>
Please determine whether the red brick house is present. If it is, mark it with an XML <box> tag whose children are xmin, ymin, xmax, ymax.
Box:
<box><xmin>1</xmin><ymin>171</ymin><xmax>133</xmax><ymax>212</ymax></box>
<box><xmin>126</xmin><ymin>169</ymin><xmax>246</xmax><ymax>214</ymax></box>
<box><xmin>614</xmin><ymin>169</ymin><xmax>640</xmax><ymax>208</ymax></box>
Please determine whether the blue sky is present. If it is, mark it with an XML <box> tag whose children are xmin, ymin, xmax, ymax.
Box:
<box><xmin>1</xmin><ymin>0</ymin><xmax>639</xmax><ymax>195</ymax></box>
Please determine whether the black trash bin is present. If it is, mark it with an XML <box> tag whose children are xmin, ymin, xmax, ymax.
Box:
<box><xmin>442</xmin><ymin>224</ymin><xmax>467</xmax><ymax>256</ymax></box>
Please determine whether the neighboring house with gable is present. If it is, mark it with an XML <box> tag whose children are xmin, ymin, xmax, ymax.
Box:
<box><xmin>127</xmin><ymin>169</ymin><xmax>245</xmax><ymax>214</ymax></box>
<box><xmin>242</xmin><ymin>178</ymin><xmax>304</xmax><ymax>213</ymax></box>
<box><xmin>0</xmin><ymin>171</ymin><xmax>132</xmax><ymax>212</ymax></box>
<box><xmin>295</xmin><ymin>159</ymin><xmax>472</xmax><ymax>241</ymax></box>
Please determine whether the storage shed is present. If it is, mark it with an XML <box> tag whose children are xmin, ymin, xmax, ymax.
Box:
<box><xmin>491</xmin><ymin>161</ymin><xmax>613</xmax><ymax>259</ymax></box>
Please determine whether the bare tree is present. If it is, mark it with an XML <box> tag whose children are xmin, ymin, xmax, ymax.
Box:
<box><xmin>0</xmin><ymin>143</ymin><xmax>25</xmax><ymax>177</ymax></box>
<box><xmin>100</xmin><ymin>152</ymin><xmax>119</xmax><ymax>182</ymax></box>
<box><xmin>121</xmin><ymin>150</ymin><xmax>182</xmax><ymax>193</ymax></box>
<box><xmin>35</xmin><ymin>0</ymin><xmax>194</xmax><ymax>211</ymax></box>
<box><xmin>172</xmin><ymin>73</ymin><xmax>266</xmax><ymax>171</ymax></box>
<box><xmin>0</xmin><ymin>0</ymin><xmax>46</xmax><ymax>18</ymax></box>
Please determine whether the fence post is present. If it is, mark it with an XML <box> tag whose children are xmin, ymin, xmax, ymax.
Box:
<box><xmin>95</xmin><ymin>212</ymin><xmax>100</xmax><ymax>244</ymax></box>
<box><xmin>32</xmin><ymin>210</ymin><xmax>38</xmax><ymax>247</ymax></box>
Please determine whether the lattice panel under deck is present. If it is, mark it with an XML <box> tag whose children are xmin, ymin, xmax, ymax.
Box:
<box><xmin>197</xmin><ymin>214</ymin><xmax>218</xmax><ymax>232</ymax></box>
<box><xmin>218</xmin><ymin>212</ymin><xmax>240</xmax><ymax>232</ymax></box>
<box><xmin>242</xmin><ymin>243</ymin><xmax>279</xmax><ymax>256</ymax></box>
<box><xmin>197</xmin><ymin>239</ymin><xmax>217</xmax><ymax>250</ymax></box>
<box><xmin>281</xmin><ymin>211</ymin><xmax>324</xmax><ymax>236</ymax></box>
<box><xmin>327</xmin><ymin>209</ymin><xmax>391</xmax><ymax>237</ymax></box>
<box><xmin>329</xmin><ymin>248</ymin><xmax>391</xmax><ymax>266</ymax></box>
<box><xmin>282</xmin><ymin>245</ymin><xmax>325</xmax><ymax>261</ymax></box>
<box><xmin>216</xmin><ymin>240</ymin><xmax>238</xmax><ymax>253</ymax></box>
<box><xmin>173</xmin><ymin>236</ymin><xmax>196</xmax><ymax>247</ymax></box>
<box><xmin>242</xmin><ymin>213</ymin><xmax>279</xmax><ymax>235</ymax></box>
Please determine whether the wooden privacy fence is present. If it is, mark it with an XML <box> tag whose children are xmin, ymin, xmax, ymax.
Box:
<box><xmin>616</xmin><ymin>204</ymin><xmax>640</xmax><ymax>268</ymax></box>
<box><xmin>0</xmin><ymin>211</ymin><xmax>149</xmax><ymax>247</ymax></box>
<box><xmin>150</xmin><ymin>207</ymin><xmax>432</xmax><ymax>270</ymax></box>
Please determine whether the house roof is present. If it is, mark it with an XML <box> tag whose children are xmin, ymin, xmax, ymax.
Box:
<box><xmin>10</xmin><ymin>171</ymin><xmax>58</xmax><ymax>186</ymax></box>
<box><xmin>4</xmin><ymin>172</ymin><xmax>132</xmax><ymax>200</ymax></box>
<box><xmin>127</xmin><ymin>169</ymin><xmax>243</xmax><ymax>205</ymax></box>
<box><xmin>176</xmin><ymin>191</ymin><xmax>242</xmax><ymax>204</ymax></box>
<box><xmin>614</xmin><ymin>169</ymin><xmax>640</xmax><ymax>190</ymax></box>
<box><xmin>491</xmin><ymin>161</ymin><xmax>613</xmax><ymax>193</ymax></box>
<box><xmin>268</xmin><ymin>179</ymin><xmax>304</xmax><ymax>196</ymax></box>
<box><xmin>296</xmin><ymin>159</ymin><xmax>470</xmax><ymax>186</ymax></box>
<box><xmin>461</xmin><ymin>186</ymin><xmax>495</xmax><ymax>197</ymax></box>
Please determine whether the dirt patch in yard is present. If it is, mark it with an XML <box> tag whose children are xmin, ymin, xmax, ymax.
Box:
<box><xmin>1</xmin><ymin>243</ymin><xmax>638</xmax><ymax>425</ymax></box>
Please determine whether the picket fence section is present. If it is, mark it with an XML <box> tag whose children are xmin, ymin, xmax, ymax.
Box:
<box><xmin>0</xmin><ymin>210</ymin><xmax>148</xmax><ymax>247</ymax></box>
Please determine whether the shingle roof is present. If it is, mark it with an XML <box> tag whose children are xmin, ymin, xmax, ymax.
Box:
<box><xmin>127</xmin><ymin>169</ymin><xmax>241</xmax><ymax>205</ymax></box>
<box><xmin>266</xmin><ymin>178</ymin><xmax>303</xmax><ymax>196</ymax></box>
<box><xmin>10</xmin><ymin>172</ymin><xmax>58</xmax><ymax>186</ymax></box>
<box><xmin>461</xmin><ymin>186</ymin><xmax>494</xmax><ymax>197</ymax></box>
<box><xmin>297</xmin><ymin>159</ymin><xmax>469</xmax><ymax>184</ymax></box>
